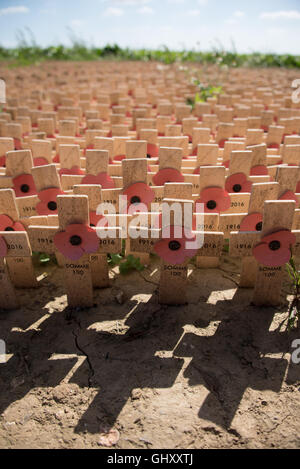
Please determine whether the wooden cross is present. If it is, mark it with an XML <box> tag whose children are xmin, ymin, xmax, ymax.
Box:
<box><xmin>191</xmin><ymin>128</ymin><xmax>210</xmax><ymax>155</ymax></box>
<box><xmin>281</xmin><ymin>144</ymin><xmax>300</xmax><ymax>166</ymax></box>
<box><xmin>122</xmin><ymin>157</ymin><xmax>153</xmax><ymax>264</ymax></box>
<box><xmin>5</xmin><ymin>149</ymin><xmax>38</xmax><ymax>218</ymax></box>
<box><xmin>225</xmin><ymin>182</ymin><xmax>279</xmax><ymax>287</ymax></box>
<box><xmin>194</xmin><ymin>144</ymin><xmax>219</xmax><ymax>173</ymax></box>
<box><xmin>215</xmin><ymin>122</ymin><xmax>234</xmax><ymax>147</ymax></box>
<box><xmin>230</xmin><ymin>200</ymin><xmax>299</xmax><ymax>306</ymax></box>
<box><xmin>246</xmin><ymin>143</ymin><xmax>269</xmax><ymax>177</ymax></box>
<box><xmin>225</xmin><ymin>150</ymin><xmax>253</xmax><ymax>214</ymax></box>
<box><xmin>194</xmin><ymin>166</ymin><xmax>226</xmax><ymax>268</ymax></box>
<box><xmin>28</xmin><ymin>194</ymin><xmax>121</xmax><ymax>308</ymax></box>
<box><xmin>0</xmin><ymin>188</ymin><xmax>37</xmax><ymax>289</ymax></box>
<box><xmin>266</xmin><ymin>125</ymin><xmax>284</xmax><ymax>149</ymax></box>
<box><xmin>0</xmin><ymin>229</ymin><xmax>35</xmax><ymax>309</ymax></box>
<box><xmin>221</xmin><ymin>140</ymin><xmax>245</xmax><ymax>168</ymax></box>
<box><xmin>30</xmin><ymin>139</ymin><xmax>53</xmax><ymax>166</ymax></box>
<box><xmin>129</xmin><ymin>199</ymin><xmax>223</xmax><ymax>305</ymax></box>
<box><xmin>73</xmin><ymin>184</ymin><xmax>123</xmax><ymax>288</ymax></box>
<box><xmin>0</xmin><ymin>137</ymin><xmax>14</xmax><ymax>168</ymax></box>
<box><xmin>157</xmin><ymin>136</ymin><xmax>189</xmax><ymax>159</ymax></box>
<box><xmin>275</xmin><ymin>165</ymin><xmax>300</xmax><ymax>199</ymax></box>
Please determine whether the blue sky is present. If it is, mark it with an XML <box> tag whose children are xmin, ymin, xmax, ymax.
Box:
<box><xmin>0</xmin><ymin>0</ymin><xmax>299</xmax><ymax>53</ymax></box>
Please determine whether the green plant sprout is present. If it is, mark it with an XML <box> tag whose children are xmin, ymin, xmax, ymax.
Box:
<box><xmin>107</xmin><ymin>240</ymin><xmax>144</xmax><ymax>275</ymax></box>
<box><xmin>108</xmin><ymin>252</ymin><xmax>144</xmax><ymax>275</ymax></box>
<box><xmin>186</xmin><ymin>82</ymin><xmax>223</xmax><ymax>109</ymax></box>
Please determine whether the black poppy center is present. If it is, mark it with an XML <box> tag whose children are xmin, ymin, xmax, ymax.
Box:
<box><xmin>206</xmin><ymin>200</ymin><xmax>217</xmax><ymax>210</ymax></box>
<box><xmin>233</xmin><ymin>184</ymin><xmax>242</xmax><ymax>193</ymax></box>
<box><xmin>90</xmin><ymin>223</ymin><xmax>95</xmax><ymax>227</ymax></box>
<box><xmin>169</xmin><ymin>240</ymin><xmax>181</xmax><ymax>251</ymax></box>
<box><xmin>70</xmin><ymin>235</ymin><xmax>82</xmax><ymax>246</ymax></box>
<box><xmin>255</xmin><ymin>222</ymin><xmax>263</xmax><ymax>232</ymax></box>
<box><xmin>47</xmin><ymin>201</ymin><xmax>57</xmax><ymax>211</ymax></box>
<box><xmin>5</xmin><ymin>227</ymin><xmax>14</xmax><ymax>232</ymax></box>
<box><xmin>21</xmin><ymin>184</ymin><xmax>30</xmax><ymax>193</ymax></box>
<box><xmin>147</xmin><ymin>153</ymin><xmax>151</xmax><ymax>159</ymax></box>
<box><xmin>269</xmin><ymin>240</ymin><xmax>281</xmax><ymax>251</ymax></box>
<box><xmin>130</xmin><ymin>195</ymin><xmax>141</xmax><ymax>205</ymax></box>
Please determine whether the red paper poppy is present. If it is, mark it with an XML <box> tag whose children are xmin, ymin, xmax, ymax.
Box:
<box><xmin>113</xmin><ymin>154</ymin><xmax>126</xmax><ymax>162</ymax></box>
<box><xmin>268</xmin><ymin>143</ymin><xmax>280</xmax><ymax>149</ymax></box>
<box><xmin>253</xmin><ymin>230</ymin><xmax>296</xmax><ymax>267</ymax></box>
<box><xmin>153</xmin><ymin>168</ymin><xmax>184</xmax><ymax>186</ymax></box>
<box><xmin>240</xmin><ymin>213</ymin><xmax>263</xmax><ymax>232</ymax></box>
<box><xmin>53</xmin><ymin>153</ymin><xmax>60</xmax><ymax>163</ymax></box>
<box><xmin>225</xmin><ymin>173</ymin><xmax>252</xmax><ymax>194</ymax></box>
<box><xmin>223</xmin><ymin>160</ymin><xmax>230</xmax><ymax>169</ymax></box>
<box><xmin>36</xmin><ymin>188</ymin><xmax>65</xmax><ymax>215</ymax></box>
<box><xmin>89</xmin><ymin>211</ymin><xmax>108</xmax><ymax>228</ymax></box>
<box><xmin>250</xmin><ymin>165</ymin><xmax>268</xmax><ymax>176</ymax></box>
<box><xmin>13</xmin><ymin>174</ymin><xmax>37</xmax><ymax>197</ymax></box>
<box><xmin>154</xmin><ymin>225</ymin><xmax>198</xmax><ymax>265</ymax></box>
<box><xmin>0</xmin><ymin>214</ymin><xmax>25</xmax><ymax>231</ymax></box>
<box><xmin>147</xmin><ymin>143</ymin><xmax>159</xmax><ymax>159</ymax></box>
<box><xmin>297</xmin><ymin>181</ymin><xmax>300</xmax><ymax>193</ymax></box>
<box><xmin>59</xmin><ymin>166</ymin><xmax>85</xmax><ymax>176</ymax></box>
<box><xmin>54</xmin><ymin>223</ymin><xmax>99</xmax><ymax>261</ymax></box>
<box><xmin>123</xmin><ymin>182</ymin><xmax>155</xmax><ymax>213</ymax></box>
<box><xmin>195</xmin><ymin>187</ymin><xmax>231</xmax><ymax>214</ymax></box>
<box><xmin>0</xmin><ymin>235</ymin><xmax>7</xmax><ymax>258</ymax></box>
<box><xmin>33</xmin><ymin>157</ymin><xmax>49</xmax><ymax>167</ymax></box>
<box><xmin>0</xmin><ymin>155</ymin><xmax>5</xmax><ymax>167</ymax></box>
<box><xmin>81</xmin><ymin>172</ymin><xmax>115</xmax><ymax>189</ymax></box>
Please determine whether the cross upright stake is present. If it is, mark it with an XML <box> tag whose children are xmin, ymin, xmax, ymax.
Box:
<box><xmin>129</xmin><ymin>198</ymin><xmax>223</xmax><ymax>305</ymax></box>
<box><xmin>29</xmin><ymin>195</ymin><xmax>94</xmax><ymax>308</ymax></box>
<box><xmin>225</xmin><ymin>150</ymin><xmax>253</xmax><ymax>213</ymax></box>
<box><xmin>230</xmin><ymin>182</ymin><xmax>279</xmax><ymax>287</ymax></box>
<box><xmin>122</xmin><ymin>157</ymin><xmax>154</xmax><ymax>264</ymax></box>
<box><xmin>0</xmin><ymin>255</ymin><xmax>18</xmax><ymax>310</ymax></box>
<box><xmin>230</xmin><ymin>200</ymin><xmax>297</xmax><ymax>306</ymax></box>
<box><xmin>5</xmin><ymin>149</ymin><xmax>39</xmax><ymax>217</ymax></box>
<box><xmin>0</xmin><ymin>231</ymin><xmax>34</xmax><ymax>309</ymax></box>
<box><xmin>73</xmin><ymin>184</ymin><xmax>122</xmax><ymax>288</ymax></box>
<box><xmin>0</xmin><ymin>188</ymin><xmax>37</xmax><ymax>288</ymax></box>
<box><xmin>252</xmin><ymin>200</ymin><xmax>296</xmax><ymax>306</ymax></box>
<box><xmin>195</xmin><ymin>165</ymin><xmax>227</xmax><ymax>268</ymax></box>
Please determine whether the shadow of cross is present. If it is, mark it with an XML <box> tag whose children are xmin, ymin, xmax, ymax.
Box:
<box><xmin>173</xmin><ymin>307</ymin><xmax>289</xmax><ymax>431</ymax></box>
<box><xmin>67</xmin><ymin>300</ymin><xmax>185</xmax><ymax>434</ymax></box>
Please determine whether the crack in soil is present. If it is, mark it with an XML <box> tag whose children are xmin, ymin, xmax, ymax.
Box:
<box><xmin>72</xmin><ymin>330</ymin><xmax>95</xmax><ymax>388</ymax></box>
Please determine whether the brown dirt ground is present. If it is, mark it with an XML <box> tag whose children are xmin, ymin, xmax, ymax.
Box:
<box><xmin>0</xmin><ymin>253</ymin><xmax>299</xmax><ymax>449</ymax></box>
